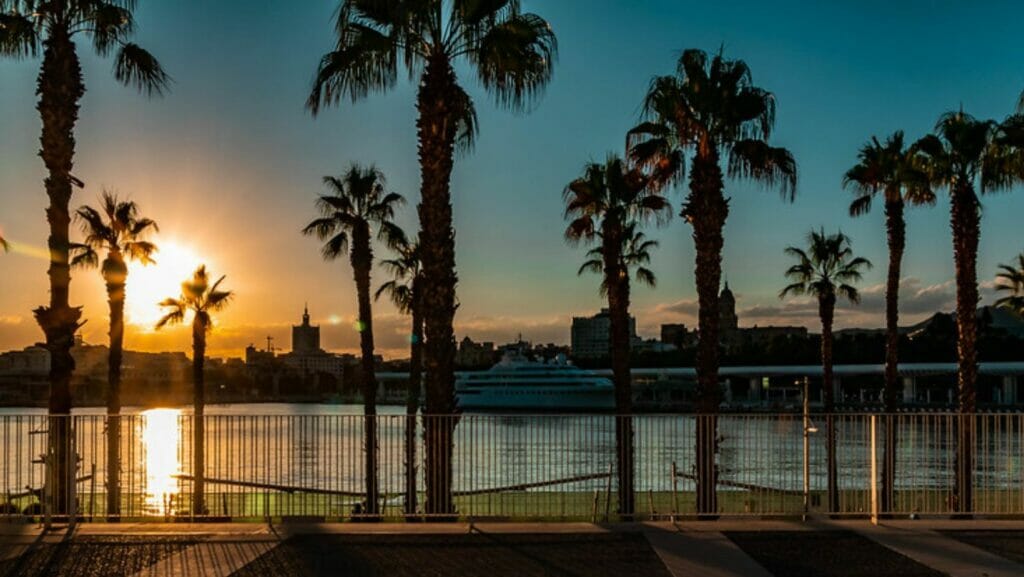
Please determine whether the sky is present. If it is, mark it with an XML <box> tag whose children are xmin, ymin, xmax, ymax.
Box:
<box><xmin>1</xmin><ymin>0</ymin><xmax>1023</xmax><ymax>359</ymax></box>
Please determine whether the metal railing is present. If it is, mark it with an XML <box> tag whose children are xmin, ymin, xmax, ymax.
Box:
<box><xmin>1</xmin><ymin>412</ymin><xmax>1021</xmax><ymax>522</ymax></box>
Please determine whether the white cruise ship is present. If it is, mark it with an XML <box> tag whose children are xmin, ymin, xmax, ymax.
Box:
<box><xmin>455</xmin><ymin>351</ymin><xmax>615</xmax><ymax>411</ymax></box>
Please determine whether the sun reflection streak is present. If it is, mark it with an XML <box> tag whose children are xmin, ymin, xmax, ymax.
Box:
<box><xmin>141</xmin><ymin>408</ymin><xmax>181</xmax><ymax>515</ymax></box>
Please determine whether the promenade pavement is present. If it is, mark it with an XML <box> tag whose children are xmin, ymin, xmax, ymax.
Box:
<box><xmin>1</xmin><ymin>519</ymin><xmax>1023</xmax><ymax>576</ymax></box>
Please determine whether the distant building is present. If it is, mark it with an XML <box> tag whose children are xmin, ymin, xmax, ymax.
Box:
<box><xmin>719</xmin><ymin>282</ymin><xmax>739</xmax><ymax>333</ymax></box>
<box><xmin>0</xmin><ymin>345</ymin><xmax>49</xmax><ymax>404</ymax></box>
<box><xmin>634</xmin><ymin>339</ymin><xmax>677</xmax><ymax>354</ymax></box>
<box><xmin>292</xmin><ymin>304</ymin><xmax>321</xmax><ymax>354</ymax></box>
<box><xmin>456</xmin><ymin>337</ymin><xmax>495</xmax><ymax>367</ymax></box>
<box><xmin>662</xmin><ymin>284</ymin><xmax>807</xmax><ymax>351</ymax></box>
<box><xmin>277</xmin><ymin>306</ymin><xmax>352</xmax><ymax>377</ymax></box>
<box><xmin>660</xmin><ymin>324</ymin><xmax>693</xmax><ymax>349</ymax></box>
<box><xmin>571</xmin><ymin>308</ymin><xmax>638</xmax><ymax>358</ymax></box>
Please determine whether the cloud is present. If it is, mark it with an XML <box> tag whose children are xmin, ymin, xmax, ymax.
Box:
<box><xmin>653</xmin><ymin>299</ymin><xmax>699</xmax><ymax>317</ymax></box>
<box><xmin>851</xmin><ymin>278</ymin><xmax>956</xmax><ymax>316</ymax></box>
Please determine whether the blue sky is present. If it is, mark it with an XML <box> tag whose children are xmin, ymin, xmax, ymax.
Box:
<box><xmin>1</xmin><ymin>0</ymin><xmax>1023</xmax><ymax>357</ymax></box>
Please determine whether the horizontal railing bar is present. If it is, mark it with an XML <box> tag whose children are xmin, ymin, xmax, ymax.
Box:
<box><xmin>454</xmin><ymin>472</ymin><xmax>612</xmax><ymax>496</ymax></box>
<box><xmin>172</xmin><ymin>474</ymin><xmax>367</xmax><ymax>497</ymax></box>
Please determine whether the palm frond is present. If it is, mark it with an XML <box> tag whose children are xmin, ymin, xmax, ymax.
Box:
<box><xmin>728</xmin><ymin>139</ymin><xmax>798</xmax><ymax>200</ymax></box>
<box><xmin>69</xmin><ymin>243</ymin><xmax>99</xmax><ymax>269</ymax></box>
<box><xmin>0</xmin><ymin>12</ymin><xmax>38</xmax><ymax>57</ymax></box>
<box><xmin>470</xmin><ymin>11</ymin><xmax>557</xmax><ymax>113</ymax></box>
<box><xmin>306</xmin><ymin>23</ymin><xmax>398</xmax><ymax>114</ymax></box>
<box><xmin>114</xmin><ymin>42</ymin><xmax>170</xmax><ymax>97</ymax></box>
<box><xmin>89</xmin><ymin>2</ymin><xmax>135</xmax><ymax>56</ymax></box>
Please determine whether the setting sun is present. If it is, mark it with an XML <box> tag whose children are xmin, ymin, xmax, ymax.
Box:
<box><xmin>126</xmin><ymin>241</ymin><xmax>207</xmax><ymax>328</ymax></box>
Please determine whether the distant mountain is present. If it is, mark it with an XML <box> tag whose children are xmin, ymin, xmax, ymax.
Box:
<box><xmin>905</xmin><ymin>305</ymin><xmax>1024</xmax><ymax>339</ymax></box>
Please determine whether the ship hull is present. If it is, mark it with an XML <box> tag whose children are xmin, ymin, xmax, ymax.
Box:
<box><xmin>456</xmin><ymin>385</ymin><xmax>615</xmax><ymax>411</ymax></box>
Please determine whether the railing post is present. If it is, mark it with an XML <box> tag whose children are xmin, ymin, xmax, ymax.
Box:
<box><xmin>802</xmin><ymin>378</ymin><xmax>810</xmax><ymax>520</ymax></box>
<box><xmin>870</xmin><ymin>414</ymin><xmax>878</xmax><ymax>525</ymax></box>
<box><xmin>671</xmin><ymin>461</ymin><xmax>679</xmax><ymax>522</ymax></box>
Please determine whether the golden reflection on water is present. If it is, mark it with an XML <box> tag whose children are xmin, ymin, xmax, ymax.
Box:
<box><xmin>141</xmin><ymin>408</ymin><xmax>181</xmax><ymax>515</ymax></box>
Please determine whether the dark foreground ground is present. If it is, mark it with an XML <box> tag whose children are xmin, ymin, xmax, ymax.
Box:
<box><xmin>726</xmin><ymin>531</ymin><xmax>944</xmax><ymax>577</ymax></box>
<box><xmin>2</xmin><ymin>521</ymin><xmax>1024</xmax><ymax>576</ymax></box>
<box><xmin>232</xmin><ymin>533</ymin><xmax>670</xmax><ymax>577</ymax></box>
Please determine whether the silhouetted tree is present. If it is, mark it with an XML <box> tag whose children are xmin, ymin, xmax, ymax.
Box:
<box><xmin>376</xmin><ymin>236</ymin><xmax>422</xmax><ymax>518</ymax></box>
<box><xmin>843</xmin><ymin>131</ymin><xmax>933</xmax><ymax>513</ymax></box>
<box><xmin>563</xmin><ymin>155</ymin><xmax>669</xmax><ymax>518</ymax></box>
<box><xmin>307</xmin><ymin>0</ymin><xmax>557</xmax><ymax>517</ymax></box>
<box><xmin>304</xmin><ymin>164</ymin><xmax>405</xmax><ymax>519</ymax></box>
<box><xmin>628</xmin><ymin>49</ymin><xmax>797</xmax><ymax>516</ymax></box>
<box><xmin>156</xmin><ymin>266</ymin><xmax>232</xmax><ymax>516</ymax></box>
<box><xmin>1</xmin><ymin>0</ymin><xmax>168</xmax><ymax>514</ymax></box>
<box><xmin>995</xmin><ymin>253</ymin><xmax>1024</xmax><ymax>315</ymax></box>
<box><xmin>913</xmin><ymin>110</ymin><xmax>1024</xmax><ymax>513</ymax></box>
<box><xmin>70</xmin><ymin>192</ymin><xmax>157</xmax><ymax>520</ymax></box>
<box><xmin>781</xmin><ymin>229</ymin><xmax>871</xmax><ymax>514</ymax></box>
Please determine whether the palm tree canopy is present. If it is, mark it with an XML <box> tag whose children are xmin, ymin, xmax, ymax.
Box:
<box><xmin>563</xmin><ymin>155</ymin><xmax>670</xmax><ymax>245</ymax></box>
<box><xmin>578</xmin><ymin>224</ymin><xmax>659</xmax><ymax>296</ymax></box>
<box><xmin>70</xmin><ymin>191</ymin><xmax>158</xmax><ymax>279</ymax></box>
<box><xmin>627</xmin><ymin>48</ymin><xmax>797</xmax><ymax>198</ymax></box>
<box><xmin>780</xmin><ymin>228</ymin><xmax>872</xmax><ymax>304</ymax></box>
<box><xmin>995</xmin><ymin>252</ymin><xmax>1024</xmax><ymax>315</ymax></box>
<box><xmin>306</xmin><ymin>0</ymin><xmax>557</xmax><ymax>149</ymax></box>
<box><xmin>913</xmin><ymin>109</ymin><xmax>1024</xmax><ymax>197</ymax></box>
<box><xmin>375</xmin><ymin>235</ymin><xmax>421</xmax><ymax>314</ymax></box>
<box><xmin>0</xmin><ymin>0</ymin><xmax>170</xmax><ymax>95</ymax></box>
<box><xmin>155</xmin><ymin>265</ymin><xmax>233</xmax><ymax>332</ymax></box>
<box><xmin>843</xmin><ymin>130</ymin><xmax>935</xmax><ymax>216</ymax></box>
<box><xmin>302</xmin><ymin>164</ymin><xmax>407</xmax><ymax>261</ymax></box>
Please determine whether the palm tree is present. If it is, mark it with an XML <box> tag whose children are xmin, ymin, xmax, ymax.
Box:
<box><xmin>1</xmin><ymin>0</ymin><xmax>168</xmax><ymax>515</ymax></box>
<box><xmin>627</xmin><ymin>48</ymin><xmax>797</xmax><ymax>516</ymax></box>
<box><xmin>156</xmin><ymin>266</ymin><xmax>232</xmax><ymax>516</ymax></box>
<box><xmin>307</xmin><ymin>0</ymin><xmax>556</xmax><ymax>517</ymax></box>
<box><xmin>303</xmin><ymin>164</ymin><xmax>405</xmax><ymax>519</ymax></box>
<box><xmin>375</xmin><ymin>236</ymin><xmax>422</xmax><ymax>518</ymax></box>
<box><xmin>781</xmin><ymin>229</ymin><xmax>871</xmax><ymax>514</ymax></box>
<box><xmin>995</xmin><ymin>253</ymin><xmax>1024</xmax><ymax>315</ymax></box>
<box><xmin>913</xmin><ymin>110</ymin><xmax>1024</xmax><ymax>513</ymax></box>
<box><xmin>843</xmin><ymin>131</ymin><xmax>933</xmax><ymax>513</ymax></box>
<box><xmin>563</xmin><ymin>155</ymin><xmax>669</xmax><ymax>518</ymax></box>
<box><xmin>70</xmin><ymin>192</ymin><xmax>157</xmax><ymax>520</ymax></box>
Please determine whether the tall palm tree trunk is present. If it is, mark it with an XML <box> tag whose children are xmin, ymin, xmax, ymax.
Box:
<box><xmin>36</xmin><ymin>28</ymin><xmax>85</xmax><ymax>518</ymax></box>
<box><xmin>819</xmin><ymin>294</ymin><xmax>839</xmax><ymax>513</ymax></box>
<box><xmin>881</xmin><ymin>201</ymin><xmax>905</xmax><ymax>514</ymax></box>
<box><xmin>603</xmin><ymin>226</ymin><xmax>634</xmax><ymax>519</ymax></box>
<box><xmin>951</xmin><ymin>185</ymin><xmax>979</xmax><ymax>515</ymax></box>
<box><xmin>405</xmin><ymin>289</ymin><xmax>423</xmax><ymax>518</ymax></box>
<box><xmin>417</xmin><ymin>53</ymin><xmax>460</xmax><ymax>518</ymax></box>
<box><xmin>352</xmin><ymin>229</ymin><xmax>380</xmax><ymax>518</ymax></box>
<box><xmin>690</xmin><ymin>152</ymin><xmax>726</xmax><ymax>517</ymax></box>
<box><xmin>191</xmin><ymin>322</ymin><xmax>206</xmax><ymax>516</ymax></box>
<box><xmin>106</xmin><ymin>275</ymin><xmax>126</xmax><ymax>521</ymax></box>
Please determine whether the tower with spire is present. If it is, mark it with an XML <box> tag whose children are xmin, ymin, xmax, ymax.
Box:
<box><xmin>292</xmin><ymin>303</ymin><xmax>321</xmax><ymax>354</ymax></box>
<box><xmin>718</xmin><ymin>281</ymin><xmax>738</xmax><ymax>332</ymax></box>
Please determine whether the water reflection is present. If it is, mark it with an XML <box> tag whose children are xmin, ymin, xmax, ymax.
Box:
<box><xmin>141</xmin><ymin>408</ymin><xmax>181</xmax><ymax>515</ymax></box>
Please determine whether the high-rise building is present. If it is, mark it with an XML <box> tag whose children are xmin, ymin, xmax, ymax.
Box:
<box><xmin>571</xmin><ymin>308</ymin><xmax>638</xmax><ymax>358</ymax></box>
<box><xmin>292</xmin><ymin>304</ymin><xmax>321</xmax><ymax>354</ymax></box>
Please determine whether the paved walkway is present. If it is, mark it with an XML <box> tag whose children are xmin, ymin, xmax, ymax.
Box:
<box><xmin>645</xmin><ymin>528</ymin><xmax>772</xmax><ymax>577</ymax></box>
<box><xmin>853</xmin><ymin>523</ymin><xmax>1024</xmax><ymax>577</ymax></box>
<box><xmin>4</xmin><ymin>519</ymin><xmax>1024</xmax><ymax>576</ymax></box>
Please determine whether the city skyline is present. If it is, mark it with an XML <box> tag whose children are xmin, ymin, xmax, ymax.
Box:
<box><xmin>3</xmin><ymin>0</ymin><xmax>1024</xmax><ymax>359</ymax></box>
